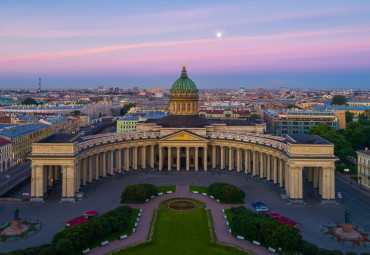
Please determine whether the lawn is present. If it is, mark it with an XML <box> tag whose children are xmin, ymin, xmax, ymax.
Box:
<box><xmin>189</xmin><ymin>185</ymin><xmax>208</xmax><ymax>194</ymax></box>
<box><xmin>157</xmin><ymin>185</ymin><xmax>176</xmax><ymax>193</ymax></box>
<box><xmin>118</xmin><ymin>199</ymin><xmax>250</xmax><ymax>255</ymax></box>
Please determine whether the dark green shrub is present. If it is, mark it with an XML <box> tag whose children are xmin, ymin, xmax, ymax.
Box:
<box><xmin>345</xmin><ymin>253</ymin><xmax>358</xmax><ymax>255</ymax></box>
<box><xmin>231</xmin><ymin>206</ymin><xmax>247</xmax><ymax>214</ymax></box>
<box><xmin>317</xmin><ymin>248</ymin><xmax>336</xmax><ymax>255</ymax></box>
<box><xmin>332</xmin><ymin>250</ymin><xmax>344</xmax><ymax>255</ymax></box>
<box><xmin>300</xmin><ymin>240</ymin><xmax>319</xmax><ymax>255</ymax></box>
<box><xmin>38</xmin><ymin>245</ymin><xmax>57</xmax><ymax>255</ymax></box>
<box><xmin>361</xmin><ymin>253</ymin><xmax>370</xmax><ymax>255</ymax></box>
<box><xmin>208</xmin><ymin>182</ymin><xmax>245</xmax><ymax>203</ymax></box>
<box><xmin>121</xmin><ymin>183</ymin><xmax>158</xmax><ymax>202</ymax></box>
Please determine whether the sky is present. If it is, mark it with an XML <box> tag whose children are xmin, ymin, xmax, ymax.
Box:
<box><xmin>0</xmin><ymin>0</ymin><xmax>370</xmax><ymax>89</ymax></box>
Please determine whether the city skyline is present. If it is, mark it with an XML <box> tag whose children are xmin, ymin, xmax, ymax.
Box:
<box><xmin>1</xmin><ymin>0</ymin><xmax>370</xmax><ymax>88</ymax></box>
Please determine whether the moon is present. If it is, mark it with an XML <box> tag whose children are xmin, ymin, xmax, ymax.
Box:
<box><xmin>216</xmin><ymin>32</ymin><xmax>222</xmax><ymax>38</ymax></box>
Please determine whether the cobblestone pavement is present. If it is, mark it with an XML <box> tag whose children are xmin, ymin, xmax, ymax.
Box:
<box><xmin>90</xmin><ymin>185</ymin><xmax>273</xmax><ymax>255</ymax></box>
<box><xmin>0</xmin><ymin>170</ymin><xmax>369</xmax><ymax>253</ymax></box>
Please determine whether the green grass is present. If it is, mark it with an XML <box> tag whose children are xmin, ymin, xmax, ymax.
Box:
<box><xmin>157</xmin><ymin>185</ymin><xmax>176</xmax><ymax>193</ymax></box>
<box><xmin>118</xmin><ymin>199</ymin><xmax>250</xmax><ymax>255</ymax></box>
<box><xmin>189</xmin><ymin>185</ymin><xmax>208</xmax><ymax>194</ymax></box>
<box><xmin>87</xmin><ymin>208</ymin><xmax>140</xmax><ymax>250</ymax></box>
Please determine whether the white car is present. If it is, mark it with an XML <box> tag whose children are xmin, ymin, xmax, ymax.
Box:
<box><xmin>255</xmin><ymin>205</ymin><xmax>269</xmax><ymax>213</ymax></box>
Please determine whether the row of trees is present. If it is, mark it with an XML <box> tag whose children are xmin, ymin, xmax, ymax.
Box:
<box><xmin>300</xmin><ymin>240</ymin><xmax>370</xmax><ymax>255</ymax></box>
<box><xmin>229</xmin><ymin>206</ymin><xmax>301</xmax><ymax>250</ymax></box>
<box><xmin>121</xmin><ymin>183</ymin><xmax>158</xmax><ymax>203</ymax></box>
<box><xmin>308</xmin><ymin>110</ymin><xmax>370</xmax><ymax>162</ymax></box>
<box><xmin>208</xmin><ymin>183</ymin><xmax>245</xmax><ymax>203</ymax></box>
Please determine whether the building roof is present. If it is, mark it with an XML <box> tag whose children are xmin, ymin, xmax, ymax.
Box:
<box><xmin>155</xmin><ymin>114</ymin><xmax>210</xmax><ymax>128</ymax></box>
<box><xmin>39</xmin><ymin>134</ymin><xmax>76</xmax><ymax>143</ymax></box>
<box><xmin>0</xmin><ymin>137</ymin><xmax>11</xmax><ymax>147</ymax></box>
<box><xmin>0</xmin><ymin>123</ymin><xmax>50</xmax><ymax>139</ymax></box>
<box><xmin>286</xmin><ymin>134</ymin><xmax>331</xmax><ymax>145</ymax></box>
<box><xmin>357</xmin><ymin>149</ymin><xmax>370</xmax><ymax>156</ymax></box>
<box><xmin>170</xmin><ymin>66</ymin><xmax>198</xmax><ymax>91</ymax></box>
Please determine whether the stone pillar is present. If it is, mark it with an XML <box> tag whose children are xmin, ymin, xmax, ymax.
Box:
<box><xmin>54</xmin><ymin>166</ymin><xmax>60</xmax><ymax>181</ymax></box>
<box><xmin>236</xmin><ymin>148</ymin><xmax>241</xmax><ymax>172</ymax></box>
<box><xmin>285</xmin><ymin>163</ymin><xmax>290</xmax><ymax>194</ymax></box>
<box><xmin>279</xmin><ymin>158</ymin><xmax>283</xmax><ymax>187</ymax></box>
<box><xmin>150</xmin><ymin>145</ymin><xmax>155</xmax><ymax>169</ymax></box>
<box><xmin>141</xmin><ymin>146</ymin><xmax>146</xmax><ymax>169</ymax></box>
<box><xmin>75</xmin><ymin>162</ymin><xmax>80</xmax><ymax>192</ymax></box>
<box><xmin>322</xmin><ymin>166</ymin><xmax>335</xmax><ymax>199</ymax></box>
<box><xmin>203</xmin><ymin>146</ymin><xmax>208</xmax><ymax>171</ymax></box>
<box><xmin>115</xmin><ymin>149</ymin><xmax>121</xmax><ymax>173</ymax></box>
<box><xmin>245</xmin><ymin>149</ymin><xmax>250</xmax><ymax>173</ymax></box>
<box><xmin>267</xmin><ymin>154</ymin><xmax>271</xmax><ymax>180</ymax></box>
<box><xmin>124</xmin><ymin>148</ymin><xmax>130</xmax><ymax>171</ymax></box>
<box><xmin>228</xmin><ymin>147</ymin><xmax>234</xmax><ymax>171</ymax></box>
<box><xmin>168</xmin><ymin>147</ymin><xmax>172</xmax><ymax>171</ymax></box>
<box><xmin>66</xmin><ymin>164</ymin><xmax>76</xmax><ymax>198</ymax></box>
<box><xmin>212</xmin><ymin>145</ymin><xmax>216</xmax><ymax>169</ymax></box>
<box><xmin>82</xmin><ymin>158</ymin><xmax>87</xmax><ymax>185</ymax></box>
<box><xmin>88</xmin><ymin>156</ymin><xmax>93</xmax><ymax>182</ymax></box>
<box><xmin>225</xmin><ymin>147</ymin><xmax>229</xmax><ymax>167</ymax></box>
<box><xmin>107</xmin><ymin>150</ymin><xmax>113</xmax><ymax>175</ymax></box>
<box><xmin>186</xmin><ymin>147</ymin><xmax>190</xmax><ymax>171</ymax></box>
<box><xmin>253</xmin><ymin>151</ymin><xmax>257</xmax><ymax>176</ymax></box>
<box><xmin>289</xmin><ymin>166</ymin><xmax>302</xmax><ymax>199</ymax></box>
<box><xmin>319</xmin><ymin>167</ymin><xmax>323</xmax><ymax>195</ymax></box>
<box><xmin>259</xmin><ymin>153</ymin><xmax>264</xmax><ymax>178</ymax></box>
<box><xmin>195</xmin><ymin>147</ymin><xmax>199</xmax><ymax>171</ymax></box>
<box><xmin>62</xmin><ymin>165</ymin><xmax>68</xmax><ymax>198</ymax></box>
<box><xmin>307</xmin><ymin>167</ymin><xmax>313</xmax><ymax>182</ymax></box>
<box><xmin>31</xmin><ymin>165</ymin><xmax>38</xmax><ymax>197</ymax></box>
<box><xmin>273</xmin><ymin>156</ymin><xmax>278</xmax><ymax>184</ymax></box>
<box><xmin>177</xmin><ymin>147</ymin><xmax>180</xmax><ymax>171</ymax></box>
<box><xmin>313</xmin><ymin>167</ymin><xmax>319</xmax><ymax>188</ymax></box>
<box><xmin>95</xmin><ymin>154</ymin><xmax>99</xmax><ymax>179</ymax></box>
<box><xmin>220</xmin><ymin>146</ymin><xmax>225</xmax><ymax>170</ymax></box>
<box><xmin>133</xmin><ymin>146</ymin><xmax>138</xmax><ymax>170</ymax></box>
<box><xmin>159</xmin><ymin>146</ymin><xmax>163</xmax><ymax>171</ymax></box>
<box><xmin>48</xmin><ymin>166</ymin><xmax>54</xmax><ymax>186</ymax></box>
<box><xmin>102</xmin><ymin>152</ymin><xmax>106</xmax><ymax>177</ymax></box>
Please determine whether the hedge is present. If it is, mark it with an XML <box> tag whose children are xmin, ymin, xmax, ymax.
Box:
<box><xmin>121</xmin><ymin>183</ymin><xmax>158</xmax><ymax>203</ymax></box>
<box><xmin>207</xmin><ymin>183</ymin><xmax>245</xmax><ymax>203</ymax></box>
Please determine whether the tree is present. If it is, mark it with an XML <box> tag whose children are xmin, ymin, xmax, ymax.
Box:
<box><xmin>22</xmin><ymin>97</ymin><xmax>38</xmax><ymax>105</ymax></box>
<box><xmin>287</xmin><ymin>104</ymin><xmax>300</xmax><ymax>109</ymax></box>
<box><xmin>331</xmin><ymin>95</ymin><xmax>347</xmax><ymax>105</ymax></box>
<box><xmin>343</xmin><ymin>122</ymin><xmax>367</xmax><ymax>150</ymax></box>
<box><xmin>120</xmin><ymin>103</ymin><xmax>136</xmax><ymax>116</ymax></box>
<box><xmin>345</xmin><ymin>111</ymin><xmax>354</xmax><ymax>123</ymax></box>
<box><xmin>69</xmin><ymin>110</ymin><xmax>81</xmax><ymax>116</ymax></box>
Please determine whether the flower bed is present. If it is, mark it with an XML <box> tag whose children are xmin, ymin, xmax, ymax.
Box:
<box><xmin>322</xmin><ymin>224</ymin><xmax>370</xmax><ymax>247</ymax></box>
<box><xmin>0</xmin><ymin>220</ymin><xmax>42</xmax><ymax>242</ymax></box>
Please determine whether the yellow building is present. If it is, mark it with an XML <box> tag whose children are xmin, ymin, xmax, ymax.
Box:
<box><xmin>357</xmin><ymin>149</ymin><xmax>370</xmax><ymax>188</ymax></box>
<box><xmin>0</xmin><ymin>123</ymin><xmax>52</xmax><ymax>165</ymax></box>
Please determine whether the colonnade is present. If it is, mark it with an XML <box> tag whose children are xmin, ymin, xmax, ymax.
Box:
<box><xmin>31</xmin><ymin>142</ymin><xmax>336</xmax><ymax>202</ymax></box>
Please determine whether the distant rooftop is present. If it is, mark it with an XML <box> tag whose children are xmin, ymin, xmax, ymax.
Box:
<box><xmin>0</xmin><ymin>123</ymin><xmax>50</xmax><ymax>139</ymax></box>
<box><xmin>39</xmin><ymin>134</ymin><xmax>76</xmax><ymax>143</ymax></box>
<box><xmin>286</xmin><ymin>134</ymin><xmax>331</xmax><ymax>145</ymax></box>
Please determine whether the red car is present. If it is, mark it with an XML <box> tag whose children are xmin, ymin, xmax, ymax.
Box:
<box><xmin>64</xmin><ymin>216</ymin><xmax>87</xmax><ymax>227</ymax></box>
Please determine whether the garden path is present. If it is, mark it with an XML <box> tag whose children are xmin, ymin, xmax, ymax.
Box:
<box><xmin>89</xmin><ymin>185</ymin><xmax>273</xmax><ymax>255</ymax></box>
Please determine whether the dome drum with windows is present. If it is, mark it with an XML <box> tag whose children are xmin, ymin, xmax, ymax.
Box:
<box><xmin>170</xmin><ymin>66</ymin><xmax>199</xmax><ymax>115</ymax></box>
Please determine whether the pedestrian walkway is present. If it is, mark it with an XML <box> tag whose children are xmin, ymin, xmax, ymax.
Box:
<box><xmin>90</xmin><ymin>185</ymin><xmax>273</xmax><ymax>255</ymax></box>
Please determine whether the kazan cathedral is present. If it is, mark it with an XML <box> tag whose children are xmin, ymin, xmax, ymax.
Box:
<box><xmin>30</xmin><ymin>66</ymin><xmax>336</xmax><ymax>203</ymax></box>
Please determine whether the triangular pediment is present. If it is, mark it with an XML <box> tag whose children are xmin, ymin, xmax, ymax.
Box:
<box><xmin>160</xmin><ymin>130</ymin><xmax>208</xmax><ymax>142</ymax></box>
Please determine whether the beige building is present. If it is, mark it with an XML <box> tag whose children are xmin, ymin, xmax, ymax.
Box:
<box><xmin>357</xmin><ymin>149</ymin><xmax>370</xmax><ymax>188</ymax></box>
<box><xmin>30</xmin><ymin>67</ymin><xmax>336</xmax><ymax>203</ymax></box>
<box><xmin>0</xmin><ymin>137</ymin><xmax>11</xmax><ymax>172</ymax></box>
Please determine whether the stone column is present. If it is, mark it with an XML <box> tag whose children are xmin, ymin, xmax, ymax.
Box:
<box><xmin>31</xmin><ymin>165</ymin><xmax>38</xmax><ymax>197</ymax></box>
<box><xmin>159</xmin><ymin>146</ymin><xmax>163</xmax><ymax>171</ymax></box>
<box><xmin>141</xmin><ymin>146</ymin><xmax>146</xmax><ymax>169</ymax></box>
<box><xmin>66</xmin><ymin>164</ymin><xmax>76</xmax><ymax>198</ymax></box>
<box><xmin>75</xmin><ymin>162</ymin><xmax>80</xmax><ymax>192</ymax></box>
<box><xmin>279</xmin><ymin>158</ymin><xmax>283</xmax><ymax>187</ymax></box>
<box><xmin>266</xmin><ymin>154</ymin><xmax>271</xmax><ymax>180</ymax></box>
<box><xmin>321</xmin><ymin>166</ymin><xmax>335</xmax><ymax>199</ymax></box>
<box><xmin>133</xmin><ymin>146</ymin><xmax>138</xmax><ymax>170</ymax></box>
<box><xmin>259</xmin><ymin>153</ymin><xmax>264</xmax><ymax>178</ymax></box>
<box><xmin>307</xmin><ymin>167</ymin><xmax>313</xmax><ymax>182</ymax></box>
<box><xmin>203</xmin><ymin>146</ymin><xmax>208</xmax><ymax>171</ymax></box>
<box><xmin>253</xmin><ymin>151</ymin><xmax>257</xmax><ymax>176</ymax></box>
<box><xmin>168</xmin><ymin>147</ymin><xmax>172</xmax><ymax>171</ymax></box>
<box><xmin>285</xmin><ymin>162</ymin><xmax>290</xmax><ymax>194</ymax></box>
<box><xmin>62</xmin><ymin>165</ymin><xmax>68</xmax><ymax>198</ymax></box>
<box><xmin>107</xmin><ymin>150</ymin><xmax>113</xmax><ymax>175</ymax></box>
<box><xmin>186</xmin><ymin>147</ymin><xmax>190</xmax><ymax>171</ymax></box>
<box><xmin>273</xmin><ymin>156</ymin><xmax>278</xmax><ymax>184</ymax></box>
<box><xmin>150</xmin><ymin>145</ymin><xmax>155</xmax><ymax>169</ymax></box>
<box><xmin>313</xmin><ymin>167</ymin><xmax>319</xmax><ymax>188</ymax></box>
<box><xmin>115</xmin><ymin>149</ymin><xmax>121</xmax><ymax>173</ymax></box>
<box><xmin>48</xmin><ymin>166</ymin><xmax>54</xmax><ymax>186</ymax></box>
<box><xmin>236</xmin><ymin>148</ymin><xmax>241</xmax><ymax>172</ymax></box>
<box><xmin>177</xmin><ymin>147</ymin><xmax>180</xmax><ymax>171</ymax></box>
<box><xmin>124</xmin><ymin>148</ymin><xmax>130</xmax><ymax>171</ymax></box>
<box><xmin>220</xmin><ymin>146</ymin><xmax>225</xmax><ymax>170</ymax></box>
<box><xmin>290</xmin><ymin>166</ymin><xmax>303</xmax><ymax>200</ymax></box>
<box><xmin>245</xmin><ymin>149</ymin><xmax>250</xmax><ymax>173</ymax></box>
<box><xmin>319</xmin><ymin>167</ymin><xmax>323</xmax><ymax>195</ymax></box>
<box><xmin>88</xmin><ymin>156</ymin><xmax>93</xmax><ymax>182</ymax></box>
<box><xmin>82</xmin><ymin>158</ymin><xmax>87</xmax><ymax>185</ymax></box>
<box><xmin>228</xmin><ymin>147</ymin><xmax>234</xmax><ymax>171</ymax></box>
<box><xmin>102</xmin><ymin>152</ymin><xmax>106</xmax><ymax>177</ymax></box>
<box><xmin>195</xmin><ymin>147</ymin><xmax>199</xmax><ymax>171</ymax></box>
<box><xmin>54</xmin><ymin>166</ymin><xmax>60</xmax><ymax>181</ymax></box>
<box><xmin>212</xmin><ymin>145</ymin><xmax>216</xmax><ymax>169</ymax></box>
<box><xmin>95</xmin><ymin>154</ymin><xmax>99</xmax><ymax>179</ymax></box>
<box><xmin>225</xmin><ymin>147</ymin><xmax>229</xmax><ymax>167</ymax></box>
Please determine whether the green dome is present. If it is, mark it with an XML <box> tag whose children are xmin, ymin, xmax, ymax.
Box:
<box><xmin>170</xmin><ymin>66</ymin><xmax>198</xmax><ymax>91</ymax></box>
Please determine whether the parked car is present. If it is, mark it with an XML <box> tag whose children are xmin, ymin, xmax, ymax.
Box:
<box><xmin>252</xmin><ymin>201</ymin><xmax>266</xmax><ymax>207</ymax></box>
<box><xmin>255</xmin><ymin>204</ymin><xmax>269</xmax><ymax>213</ymax></box>
<box><xmin>64</xmin><ymin>216</ymin><xmax>87</xmax><ymax>227</ymax></box>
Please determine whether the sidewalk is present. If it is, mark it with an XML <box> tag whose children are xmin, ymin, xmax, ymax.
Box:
<box><xmin>90</xmin><ymin>185</ymin><xmax>273</xmax><ymax>255</ymax></box>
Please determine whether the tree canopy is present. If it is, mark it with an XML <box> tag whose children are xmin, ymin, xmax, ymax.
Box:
<box><xmin>287</xmin><ymin>104</ymin><xmax>300</xmax><ymax>109</ymax></box>
<box><xmin>120</xmin><ymin>103</ymin><xmax>136</xmax><ymax>116</ymax></box>
<box><xmin>345</xmin><ymin>111</ymin><xmax>354</xmax><ymax>123</ymax></box>
<box><xmin>331</xmin><ymin>95</ymin><xmax>347</xmax><ymax>105</ymax></box>
<box><xmin>21</xmin><ymin>97</ymin><xmax>38</xmax><ymax>105</ymax></box>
